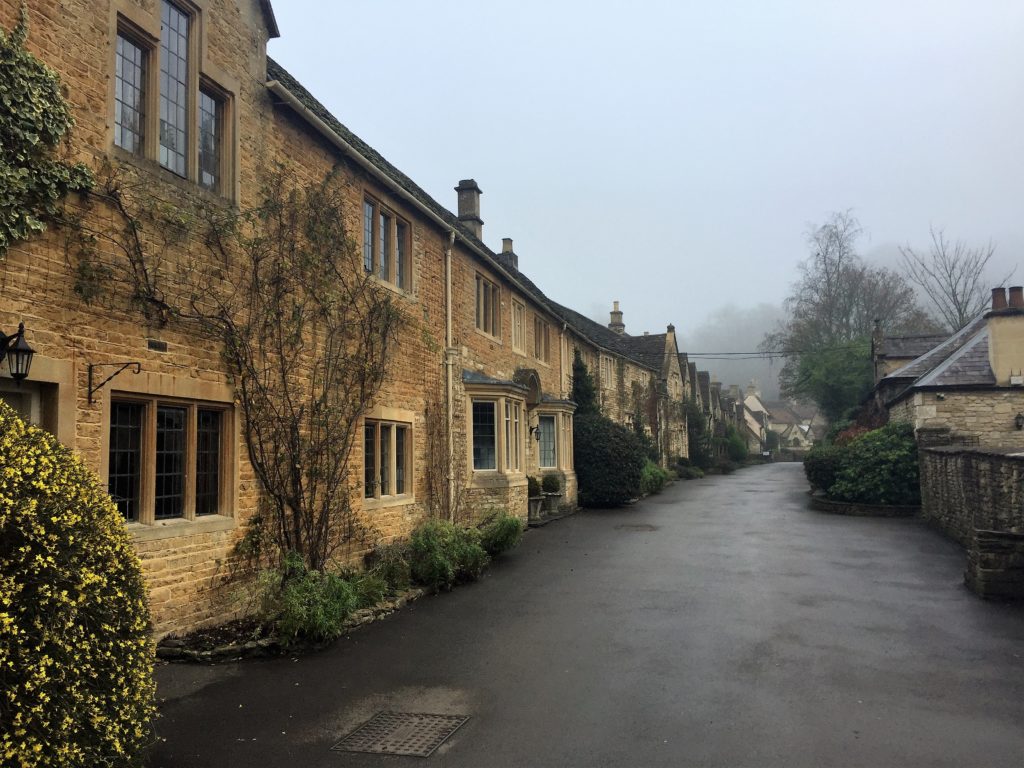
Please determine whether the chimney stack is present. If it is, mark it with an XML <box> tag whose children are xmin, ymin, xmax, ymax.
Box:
<box><xmin>454</xmin><ymin>179</ymin><xmax>483</xmax><ymax>239</ymax></box>
<box><xmin>986</xmin><ymin>285</ymin><xmax>1024</xmax><ymax>386</ymax></box>
<box><xmin>500</xmin><ymin>237</ymin><xmax>518</xmax><ymax>270</ymax></box>
<box><xmin>609</xmin><ymin>301</ymin><xmax>625</xmax><ymax>335</ymax></box>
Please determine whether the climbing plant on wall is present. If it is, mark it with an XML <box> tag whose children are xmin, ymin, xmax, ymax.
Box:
<box><xmin>0</xmin><ymin>8</ymin><xmax>93</xmax><ymax>258</ymax></box>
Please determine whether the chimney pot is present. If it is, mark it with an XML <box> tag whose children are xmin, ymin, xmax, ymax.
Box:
<box><xmin>502</xmin><ymin>237</ymin><xmax>513</xmax><ymax>253</ymax></box>
<box><xmin>667</xmin><ymin>323</ymin><xmax>675</xmax><ymax>333</ymax></box>
<box><xmin>992</xmin><ymin>287</ymin><xmax>1008</xmax><ymax>311</ymax></box>
<box><xmin>1010</xmin><ymin>286</ymin><xmax>1024</xmax><ymax>309</ymax></box>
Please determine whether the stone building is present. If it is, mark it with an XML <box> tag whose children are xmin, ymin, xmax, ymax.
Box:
<box><xmin>877</xmin><ymin>287</ymin><xmax>1024</xmax><ymax>449</ymax></box>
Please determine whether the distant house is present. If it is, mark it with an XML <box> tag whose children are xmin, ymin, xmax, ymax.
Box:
<box><xmin>874</xmin><ymin>287</ymin><xmax>1024</xmax><ymax>448</ymax></box>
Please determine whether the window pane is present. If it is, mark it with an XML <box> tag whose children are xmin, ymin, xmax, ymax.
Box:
<box><xmin>198</xmin><ymin>89</ymin><xmax>220</xmax><ymax>191</ymax></box>
<box><xmin>155</xmin><ymin>405</ymin><xmax>186</xmax><ymax>519</ymax></box>
<box><xmin>363</xmin><ymin>201</ymin><xmax>374</xmax><ymax>272</ymax></box>
<box><xmin>539</xmin><ymin>415</ymin><xmax>556</xmax><ymax>468</ymax></box>
<box><xmin>196</xmin><ymin>409</ymin><xmax>221</xmax><ymax>515</ymax></box>
<box><xmin>504</xmin><ymin>401</ymin><xmax>511</xmax><ymax>470</ymax></box>
<box><xmin>108</xmin><ymin>402</ymin><xmax>143</xmax><ymax>520</ymax></box>
<box><xmin>396</xmin><ymin>220</ymin><xmax>407</xmax><ymax>289</ymax></box>
<box><xmin>472</xmin><ymin>401</ymin><xmax>496</xmax><ymax>470</ymax></box>
<box><xmin>159</xmin><ymin>1</ymin><xmax>189</xmax><ymax>176</ymax></box>
<box><xmin>380</xmin><ymin>424</ymin><xmax>391</xmax><ymax>495</ymax></box>
<box><xmin>395</xmin><ymin>426</ymin><xmax>406</xmax><ymax>494</ymax></box>
<box><xmin>379</xmin><ymin>213</ymin><xmax>391</xmax><ymax>281</ymax></box>
<box><xmin>115</xmin><ymin>35</ymin><xmax>145</xmax><ymax>153</ymax></box>
<box><xmin>513</xmin><ymin>403</ymin><xmax>521</xmax><ymax>471</ymax></box>
<box><xmin>364</xmin><ymin>423</ymin><xmax>376</xmax><ymax>497</ymax></box>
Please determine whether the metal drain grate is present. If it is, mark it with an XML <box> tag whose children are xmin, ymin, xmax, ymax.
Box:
<box><xmin>332</xmin><ymin>711</ymin><xmax>470</xmax><ymax>757</ymax></box>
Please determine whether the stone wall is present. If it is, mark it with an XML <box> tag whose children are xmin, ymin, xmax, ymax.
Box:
<box><xmin>892</xmin><ymin>390</ymin><xmax>1024</xmax><ymax>449</ymax></box>
<box><xmin>920</xmin><ymin>446</ymin><xmax>1024</xmax><ymax>598</ymax></box>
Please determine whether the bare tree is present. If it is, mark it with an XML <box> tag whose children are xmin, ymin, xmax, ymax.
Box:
<box><xmin>899</xmin><ymin>226</ymin><xmax>1003</xmax><ymax>331</ymax></box>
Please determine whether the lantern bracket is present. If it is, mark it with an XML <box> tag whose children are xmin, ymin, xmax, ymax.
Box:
<box><xmin>88</xmin><ymin>362</ymin><xmax>142</xmax><ymax>404</ymax></box>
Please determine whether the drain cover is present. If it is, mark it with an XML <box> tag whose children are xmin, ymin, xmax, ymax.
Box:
<box><xmin>332</xmin><ymin>711</ymin><xmax>470</xmax><ymax>757</ymax></box>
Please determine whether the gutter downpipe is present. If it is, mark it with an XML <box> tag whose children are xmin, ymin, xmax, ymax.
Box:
<box><xmin>444</xmin><ymin>230</ymin><xmax>456</xmax><ymax>521</ymax></box>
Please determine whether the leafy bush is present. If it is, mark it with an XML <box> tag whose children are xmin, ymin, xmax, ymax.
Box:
<box><xmin>828</xmin><ymin>422</ymin><xmax>920</xmax><ymax>505</ymax></box>
<box><xmin>408</xmin><ymin>520</ymin><xmax>489</xmax><ymax>590</ymax></box>
<box><xmin>480</xmin><ymin>514</ymin><xmax>525</xmax><ymax>556</ymax></box>
<box><xmin>349</xmin><ymin>571</ymin><xmax>391</xmax><ymax>609</ymax></box>
<box><xmin>367</xmin><ymin>541</ymin><xmax>412</xmax><ymax>595</ymax></box>
<box><xmin>541</xmin><ymin>474</ymin><xmax>561</xmax><ymax>493</ymax></box>
<box><xmin>527</xmin><ymin>476</ymin><xmax>542</xmax><ymax>497</ymax></box>
<box><xmin>640</xmin><ymin>459</ymin><xmax>670</xmax><ymax>495</ymax></box>
<box><xmin>725</xmin><ymin>427</ymin><xmax>748</xmax><ymax>463</ymax></box>
<box><xmin>274</xmin><ymin>555</ymin><xmax>357</xmax><ymax>643</ymax></box>
<box><xmin>714</xmin><ymin>458</ymin><xmax>738</xmax><ymax>474</ymax></box>
<box><xmin>0</xmin><ymin>402</ymin><xmax>155</xmax><ymax>766</ymax></box>
<box><xmin>678</xmin><ymin>466</ymin><xmax>704</xmax><ymax>480</ymax></box>
<box><xmin>573</xmin><ymin>413</ymin><xmax>646</xmax><ymax>507</ymax></box>
<box><xmin>803</xmin><ymin>444</ymin><xmax>843</xmax><ymax>492</ymax></box>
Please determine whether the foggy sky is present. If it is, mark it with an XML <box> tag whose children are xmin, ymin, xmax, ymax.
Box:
<box><xmin>268</xmin><ymin>1</ymin><xmax>1023</xmax><ymax>389</ymax></box>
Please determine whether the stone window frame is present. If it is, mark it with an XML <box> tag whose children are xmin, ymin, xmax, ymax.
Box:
<box><xmin>105</xmin><ymin>393</ymin><xmax>234</xmax><ymax>529</ymax></box>
<box><xmin>362</xmin><ymin>195</ymin><xmax>412</xmax><ymax>293</ymax></box>
<box><xmin>108</xmin><ymin>0</ymin><xmax>240</xmax><ymax>201</ymax></box>
<box><xmin>534</xmin><ymin>315</ymin><xmax>551</xmax><ymax>364</ymax></box>
<box><xmin>465</xmin><ymin>385</ymin><xmax>527</xmax><ymax>480</ymax></box>
<box><xmin>474</xmin><ymin>272</ymin><xmax>501</xmax><ymax>339</ymax></box>
<box><xmin>511</xmin><ymin>299</ymin><xmax>526</xmax><ymax>354</ymax></box>
<box><xmin>361</xmin><ymin>406</ymin><xmax>416</xmax><ymax>510</ymax></box>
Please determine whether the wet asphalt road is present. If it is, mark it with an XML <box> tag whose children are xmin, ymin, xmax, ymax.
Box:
<box><xmin>149</xmin><ymin>463</ymin><xmax>1024</xmax><ymax>767</ymax></box>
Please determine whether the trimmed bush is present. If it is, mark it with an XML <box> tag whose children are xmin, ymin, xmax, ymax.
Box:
<box><xmin>573</xmin><ymin>413</ymin><xmax>646</xmax><ymax>507</ymax></box>
<box><xmin>725</xmin><ymin>427</ymin><xmax>748</xmax><ymax>463</ymax></box>
<box><xmin>408</xmin><ymin>520</ymin><xmax>489</xmax><ymax>590</ymax></box>
<box><xmin>541</xmin><ymin>474</ymin><xmax>561</xmax><ymax>493</ymax></box>
<box><xmin>349</xmin><ymin>571</ymin><xmax>391</xmax><ymax>609</ymax></box>
<box><xmin>803</xmin><ymin>444</ymin><xmax>843</xmax><ymax>492</ymax></box>
<box><xmin>640</xmin><ymin>459</ymin><xmax>670</xmax><ymax>496</ymax></box>
<box><xmin>527</xmin><ymin>476</ymin><xmax>542</xmax><ymax>497</ymax></box>
<box><xmin>713</xmin><ymin>458</ymin><xmax>738</xmax><ymax>474</ymax></box>
<box><xmin>678</xmin><ymin>466</ymin><xmax>704</xmax><ymax>480</ymax></box>
<box><xmin>0</xmin><ymin>402</ymin><xmax>155</xmax><ymax>766</ymax></box>
<box><xmin>274</xmin><ymin>555</ymin><xmax>357</xmax><ymax>643</ymax></box>
<box><xmin>480</xmin><ymin>514</ymin><xmax>525</xmax><ymax>556</ymax></box>
<box><xmin>828</xmin><ymin>422</ymin><xmax>920</xmax><ymax>505</ymax></box>
<box><xmin>367</xmin><ymin>541</ymin><xmax>412</xmax><ymax>595</ymax></box>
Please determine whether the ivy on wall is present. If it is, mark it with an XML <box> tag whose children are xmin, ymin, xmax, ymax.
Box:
<box><xmin>0</xmin><ymin>8</ymin><xmax>93</xmax><ymax>258</ymax></box>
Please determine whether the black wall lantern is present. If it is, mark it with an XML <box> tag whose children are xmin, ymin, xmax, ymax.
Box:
<box><xmin>1015</xmin><ymin>412</ymin><xmax>1024</xmax><ymax>431</ymax></box>
<box><xmin>0</xmin><ymin>323</ymin><xmax>35</xmax><ymax>385</ymax></box>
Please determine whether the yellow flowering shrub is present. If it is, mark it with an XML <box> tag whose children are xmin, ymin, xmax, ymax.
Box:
<box><xmin>0</xmin><ymin>402</ymin><xmax>155</xmax><ymax>766</ymax></box>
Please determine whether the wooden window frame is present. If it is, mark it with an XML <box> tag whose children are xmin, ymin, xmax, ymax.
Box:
<box><xmin>107</xmin><ymin>395</ymin><xmax>231</xmax><ymax>526</ymax></box>
<box><xmin>363</xmin><ymin>418</ymin><xmax>412</xmax><ymax>501</ymax></box>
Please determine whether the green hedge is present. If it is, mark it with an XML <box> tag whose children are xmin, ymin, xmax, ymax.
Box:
<box><xmin>804</xmin><ymin>444</ymin><xmax>844</xmax><ymax>492</ymax></box>
<box><xmin>0</xmin><ymin>402</ymin><xmax>155</xmax><ymax>767</ymax></box>
<box><xmin>640</xmin><ymin>459</ymin><xmax>670</xmax><ymax>496</ymax></box>
<box><xmin>828</xmin><ymin>422</ymin><xmax>920</xmax><ymax>505</ymax></box>
<box><xmin>408</xmin><ymin>520</ymin><xmax>489</xmax><ymax>590</ymax></box>
<box><xmin>573</xmin><ymin>413</ymin><xmax>646</xmax><ymax>507</ymax></box>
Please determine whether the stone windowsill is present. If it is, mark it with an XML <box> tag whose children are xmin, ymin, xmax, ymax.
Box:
<box><xmin>128</xmin><ymin>514</ymin><xmax>236</xmax><ymax>543</ymax></box>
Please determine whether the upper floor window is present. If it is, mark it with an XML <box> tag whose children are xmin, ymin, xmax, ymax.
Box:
<box><xmin>114</xmin><ymin>34</ymin><xmax>146</xmax><ymax>153</ymax></box>
<box><xmin>475</xmin><ymin>274</ymin><xmax>500</xmax><ymax>336</ymax></box>
<box><xmin>363</xmin><ymin>197</ymin><xmax>411</xmax><ymax>290</ymax></box>
<box><xmin>534</xmin><ymin>316</ymin><xmax>551</xmax><ymax>363</ymax></box>
<box><xmin>113</xmin><ymin>3</ymin><xmax>233</xmax><ymax>195</ymax></box>
<box><xmin>159</xmin><ymin>1</ymin><xmax>189</xmax><ymax>176</ymax></box>
<box><xmin>511</xmin><ymin>300</ymin><xmax>526</xmax><ymax>352</ymax></box>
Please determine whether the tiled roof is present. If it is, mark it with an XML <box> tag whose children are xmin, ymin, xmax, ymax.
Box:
<box><xmin>884</xmin><ymin>314</ymin><xmax>987</xmax><ymax>381</ymax></box>
<box><xmin>913</xmin><ymin>329</ymin><xmax>994</xmax><ymax>388</ymax></box>
<box><xmin>876</xmin><ymin>334</ymin><xmax>948</xmax><ymax>359</ymax></box>
<box><xmin>618</xmin><ymin>333</ymin><xmax>667</xmax><ymax>371</ymax></box>
<box><xmin>542</xmin><ymin>299</ymin><xmax>655</xmax><ymax>370</ymax></box>
<box><xmin>697</xmin><ymin>371</ymin><xmax>711</xmax><ymax>408</ymax></box>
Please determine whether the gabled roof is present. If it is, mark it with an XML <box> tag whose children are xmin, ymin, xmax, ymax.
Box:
<box><xmin>913</xmin><ymin>328</ymin><xmax>994</xmax><ymax>388</ymax></box>
<box><xmin>876</xmin><ymin>333</ymin><xmax>949</xmax><ymax>360</ymax></box>
<box><xmin>697</xmin><ymin>371</ymin><xmax>711</xmax><ymax>409</ymax></box>
<box><xmin>543</xmin><ymin>299</ymin><xmax>654</xmax><ymax>370</ymax></box>
<box><xmin>260</xmin><ymin>0</ymin><xmax>280</xmax><ymax>38</ymax></box>
<box><xmin>884</xmin><ymin>314</ymin><xmax>987</xmax><ymax>382</ymax></box>
<box><xmin>618</xmin><ymin>333</ymin><xmax>668</xmax><ymax>372</ymax></box>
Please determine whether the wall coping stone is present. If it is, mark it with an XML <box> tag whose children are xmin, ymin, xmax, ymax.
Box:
<box><xmin>808</xmin><ymin>492</ymin><xmax>920</xmax><ymax>518</ymax></box>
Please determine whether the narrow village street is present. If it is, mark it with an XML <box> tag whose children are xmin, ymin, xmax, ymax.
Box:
<box><xmin>149</xmin><ymin>464</ymin><xmax>1024</xmax><ymax>768</ymax></box>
